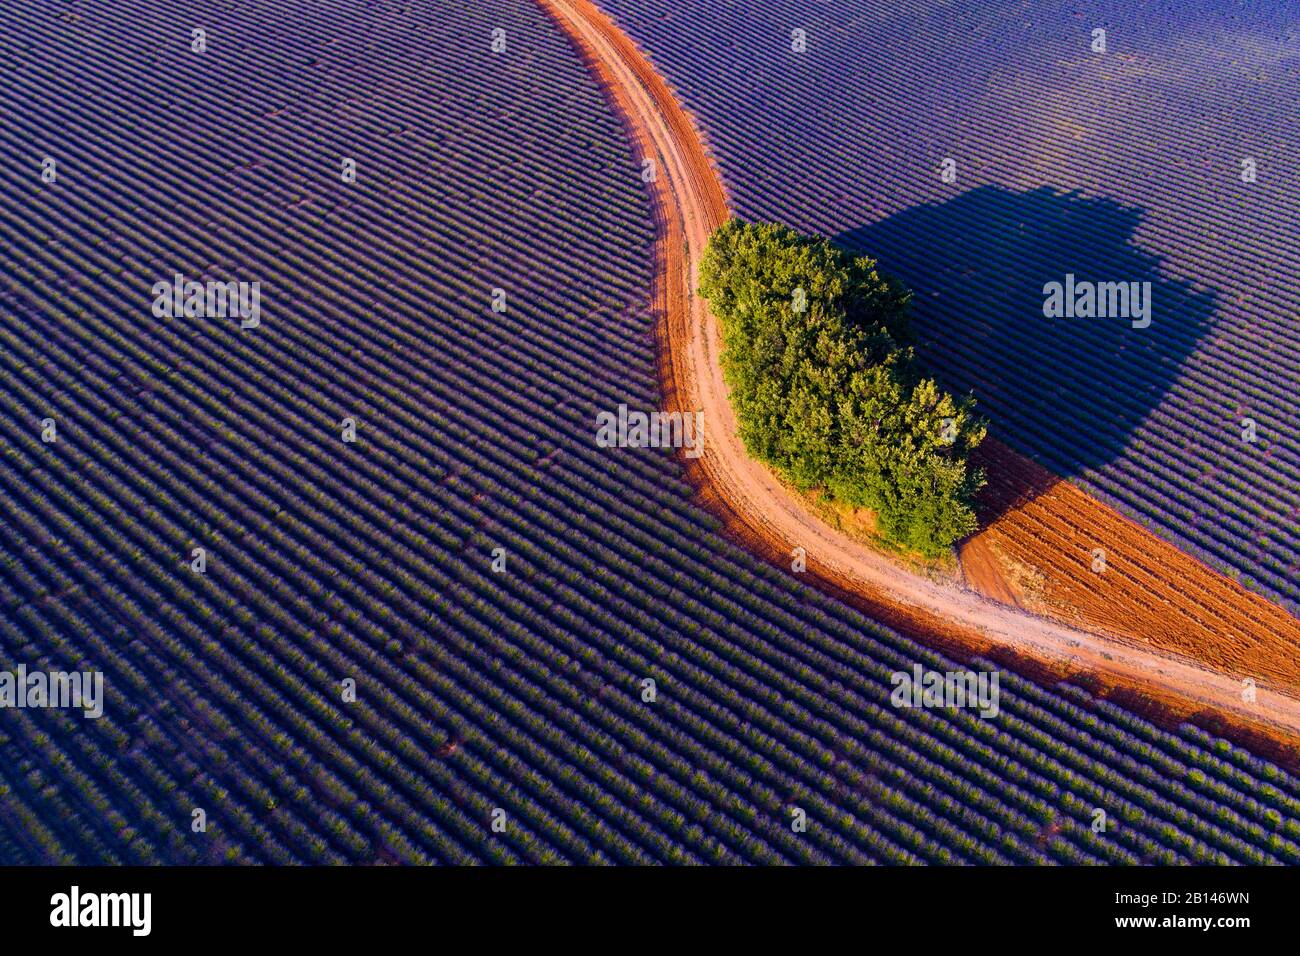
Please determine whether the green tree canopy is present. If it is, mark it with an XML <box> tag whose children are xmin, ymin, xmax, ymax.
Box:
<box><xmin>698</xmin><ymin>219</ymin><xmax>986</xmax><ymax>556</ymax></box>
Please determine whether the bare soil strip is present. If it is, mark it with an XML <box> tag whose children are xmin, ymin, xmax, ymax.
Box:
<box><xmin>539</xmin><ymin>0</ymin><xmax>1300</xmax><ymax>763</ymax></box>
<box><xmin>967</xmin><ymin>441</ymin><xmax>1300</xmax><ymax>689</ymax></box>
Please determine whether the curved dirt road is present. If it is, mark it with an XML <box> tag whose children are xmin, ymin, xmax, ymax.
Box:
<box><xmin>538</xmin><ymin>0</ymin><xmax>1300</xmax><ymax>755</ymax></box>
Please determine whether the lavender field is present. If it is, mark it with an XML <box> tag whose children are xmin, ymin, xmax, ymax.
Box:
<box><xmin>601</xmin><ymin>0</ymin><xmax>1300</xmax><ymax>613</ymax></box>
<box><xmin>0</xmin><ymin>0</ymin><xmax>1298</xmax><ymax>866</ymax></box>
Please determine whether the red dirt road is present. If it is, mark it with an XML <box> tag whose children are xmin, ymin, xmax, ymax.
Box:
<box><xmin>538</xmin><ymin>0</ymin><xmax>1300</xmax><ymax>761</ymax></box>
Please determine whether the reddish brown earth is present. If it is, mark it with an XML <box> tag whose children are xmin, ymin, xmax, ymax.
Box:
<box><xmin>539</xmin><ymin>0</ymin><xmax>1300</xmax><ymax>765</ymax></box>
<box><xmin>965</xmin><ymin>439</ymin><xmax>1300</xmax><ymax>691</ymax></box>
<box><xmin>959</xmin><ymin>527</ymin><xmax>1021</xmax><ymax>610</ymax></box>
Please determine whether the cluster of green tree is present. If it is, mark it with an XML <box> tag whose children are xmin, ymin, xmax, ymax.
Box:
<box><xmin>698</xmin><ymin>219</ymin><xmax>986</xmax><ymax>557</ymax></box>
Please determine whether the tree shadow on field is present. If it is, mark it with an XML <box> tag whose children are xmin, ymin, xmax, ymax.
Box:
<box><xmin>834</xmin><ymin>185</ymin><xmax>1218</xmax><ymax>524</ymax></box>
